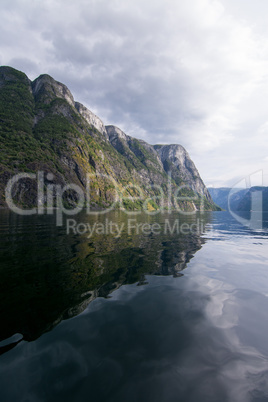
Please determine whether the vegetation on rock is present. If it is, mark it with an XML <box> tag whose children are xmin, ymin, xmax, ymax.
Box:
<box><xmin>0</xmin><ymin>66</ymin><xmax>220</xmax><ymax>212</ymax></box>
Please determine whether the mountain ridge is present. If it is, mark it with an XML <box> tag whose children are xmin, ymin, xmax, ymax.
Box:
<box><xmin>0</xmin><ymin>65</ymin><xmax>219</xmax><ymax>212</ymax></box>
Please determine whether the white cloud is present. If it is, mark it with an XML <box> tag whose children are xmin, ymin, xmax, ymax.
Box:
<box><xmin>1</xmin><ymin>0</ymin><xmax>268</xmax><ymax>186</ymax></box>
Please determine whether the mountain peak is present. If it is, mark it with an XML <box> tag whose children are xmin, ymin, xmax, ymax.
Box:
<box><xmin>0</xmin><ymin>65</ymin><xmax>218</xmax><ymax>211</ymax></box>
<box><xmin>0</xmin><ymin>66</ymin><xmax>31</xmax><ymax>88</ymax></box>
<box><xmin>106</xmin><ymin>125</ymin><xmax>129</xmax><ymax>143</ymax></box>
<box><xmin>31</xmin><ymin>74</ymin><xmax>75</xmax><ymax>107</ymax></box>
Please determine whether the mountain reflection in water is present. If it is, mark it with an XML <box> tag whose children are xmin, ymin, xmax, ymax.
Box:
<box><xmin>1</xmin><ymin>211</ymin><xmax>268</xmax><ymax>402</ymax></box>
<box><xmin>0</xmin><ymin>210</ymin><xmax>209</xmax><ymax>350</ymax></box>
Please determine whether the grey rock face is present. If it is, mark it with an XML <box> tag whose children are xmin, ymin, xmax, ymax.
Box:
<box><xmin>32</xmin><ymin>74</ymin><xmax>75</xmax><ymax>107</ymax></box>
<box><xmin>106</xmin><ymin>126</ymin><xmax>212</xmax><ymax>202</ymax></box>
<box><xmin>106</xmin><ymin>125</ymin><xmax>163</xmax><ymax>170</ymax></box>
<box><xmin>106</xmin><ymin>125</ymin><xmax>129</xmax><ymax>144</ymax></box>
<box><xmin>31</xmin><ymin>73</ymin><xmax>109</xmax><ymax>140</ymax></box>
<box><xmin>154</xmin><ymin>144</ymin><xmax>212</xmax><ymax>199</ymax></box>
<box><xmin>106</xmin><ymin>126</ymin><xmax>210</xmax><ymax>200</ymax></box>
<box><xmin>75</xmin><ymin>102</ymin><xmax>108</xmax><ymax>139</ymax></box>
<box><xmin>106</xmin><ymin>125</ymin><xmax>165</xmax><ymax>183</ymax></box>
<box><xmin>0</xmin><ymin>65</ymin><xmax>218</xmax><ymax>210</ymax></box>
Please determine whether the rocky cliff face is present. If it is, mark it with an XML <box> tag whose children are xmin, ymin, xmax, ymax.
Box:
<box><xmin>32</xmin><ymin>74</ymin><xmax>75</xmax><ymax>107</ymax></box>
<box><xmin>155</xmin><ymin>144</ymin><xmax>212</xmax><ymax>199</ymax></box>
<box><xmin>75</xmin><ymin>102</ymin><xmax>108</xmax><ymax>139</ymax></box>
<box><xmin>106</xmin><ymin>125</ymin><xmax>164</xmax><ymax>172</ymax></box>
<box><xmin>0</xmin><ymin>66</ymin><xmax>219</xmax><ymax>211</ymax></box>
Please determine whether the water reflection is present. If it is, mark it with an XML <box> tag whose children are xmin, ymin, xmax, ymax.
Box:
<box><xmin>1</xmin><ymin>211</ymin><xmax>268</xmax><ymax>401</ymax></box>
<box><xmin>0</xmin><ymin>210</ymin><xmax>211</xmax><ymax>351</ymax></box>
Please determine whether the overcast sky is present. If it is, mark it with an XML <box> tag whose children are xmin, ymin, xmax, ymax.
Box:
<box><xmin>1</xmin><ymin>0</ymin><xmax>268</xmax><ymax>187</ymax></box>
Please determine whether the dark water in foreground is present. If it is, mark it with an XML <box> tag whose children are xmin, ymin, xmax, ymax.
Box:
<box><xmin>0</xmin><ymin>210</ymin><xmax>268</xmax><ymax>401</ymax></box>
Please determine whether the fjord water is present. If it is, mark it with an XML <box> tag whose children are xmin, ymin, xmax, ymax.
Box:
<box><xmin>0</xmin><ymin>210</ymin><xmax>268</xmax><ymax>401</ymax></box>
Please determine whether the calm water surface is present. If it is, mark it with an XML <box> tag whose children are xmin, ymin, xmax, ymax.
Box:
<box><xmin>0</xmin><ymin>210</ymin><xmax>268</xmax><ymax>402</ymax></box>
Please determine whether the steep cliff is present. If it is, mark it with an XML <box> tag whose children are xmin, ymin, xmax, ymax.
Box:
<box><xmin>155</xmin><ymin>145</ymin><xmax>210</xmax><ymax>197</ymax></box>
<box><xmin>0</xmin><ymin>66</ymin><xmax>219</xmax><ymax>212</ymax></box>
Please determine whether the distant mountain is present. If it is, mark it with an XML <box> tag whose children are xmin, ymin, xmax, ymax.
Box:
<box><xmin>208</xmin><ymin>187</ymin><xmax>268</xmax><ymax>213</ymax></box>
<box><xmin>208</xmin><ymin>187</ymin><xmax>248</xmax><ymax>211</ymax></box>
<box><xmin>0</xmin><ymin>66</ymin><xmax>219</xmax><ymax>211</ymax></box>
<box><xmin>236</xmin><ymin>187</ymin><xmax>268</xmax><ymax>212</ymax></box>
<box><xmin>208</xmin><ymin>188</ymin><xmax>230</xmax><ymax>210</ymax></box>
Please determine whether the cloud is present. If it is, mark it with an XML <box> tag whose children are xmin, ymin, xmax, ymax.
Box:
<box><xmin>1</xmin><ymin>0</ymin><xmax>268</xmax><ymax>186</ymax></box>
